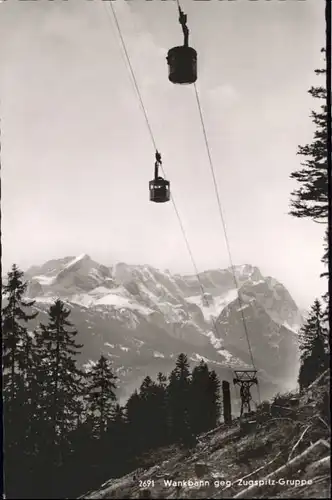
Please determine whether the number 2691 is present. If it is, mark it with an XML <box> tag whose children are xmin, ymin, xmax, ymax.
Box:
<box><xmin>139</xmin><ymin>480</ymin><xmax>155</xmax><ymax>488</ymax></box>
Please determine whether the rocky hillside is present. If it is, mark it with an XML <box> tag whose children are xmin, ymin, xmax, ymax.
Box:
<box><xmin>81</xmin><ymin>369</ymin><xmax>330</xmax><ymax>499</ymax></box>
<box><xmin>20</xmin><ymin>254</ymin><xmax>303</xmax><ymax>403</ymax></box>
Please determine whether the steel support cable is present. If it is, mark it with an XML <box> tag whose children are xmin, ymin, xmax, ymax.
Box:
<box><xmin>193</xmin><ymin>83</ymin><xmax>261</xmax><ymax>404</ymax></box>
<box><xmin>172</xmin><ymin>2</ymin><xmax>255</xmax><ymax>408</ymax></box>
<box><xmin>172</xmin><ymin>0</ymin><xmax>235</xmax><ymax>349</ymax></box>
<box><xmin>193</xmin><ymin>84</ymin><xmax>255</xmax><ymax>369</ymax></box>
<box><xmin>104</xmin><ymin>1</ymin><xmax>157</xmax><ymax>152</ymax></box>
<box><xmin>104</xmin><ymin>1</ymin><xmax>204</xmax><ymax>287</ymax></box>
<box><xmin>175</xmin><ymin>2</ymin><xmax>260</xmax><ymax>409</ymax></box>
<box><xmin>171</xmin><ymin>1</ymin><xmax>238</xmax><ymax>377</ymax></box>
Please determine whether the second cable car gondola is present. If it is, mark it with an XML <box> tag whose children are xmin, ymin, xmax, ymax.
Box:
<box><xmin>149</xmin><ymin>151</ymin><xmax>170</xmax><ymax>203</ymax></box>
<box><xmin>167</xmin><ymin>6</ymin><xmax>197</xmax><ymax>85</ymax></box>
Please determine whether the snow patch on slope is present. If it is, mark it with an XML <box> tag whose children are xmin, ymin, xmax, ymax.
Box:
<box><xmin>153</xmin><ymin>351</ymin><xmax>165</xmax><ymax>358</ymax></box>
<box><xmin>190</xmin><ymin>352</ymin><xmax>234</xmax><ymax>368</ymax></box>
<box><xmin>33</xmin><ymin>275</ymin><xmax>55</xmax><ymax>285</ymax></box>
<box><xmin>71</xmin><ymin>295</ymin><xmax>95</xmax><ymax>308</ymax></box>
<box><xmin>217</xmin><ymin>349</ymin><xmax>249</xmax><ymax>368</ymax></box>
<box><xmin>89</xmin><ymin>286</ymin><xmax>116</xmax><ymax>296</ymax></box>
<box><xmin>34</xmin><ymin>296</ymin><xmax>62</xmax><ymax>304</ymax></box>
<box><xmin>105</xmin><ymin>342</ymin><xmax>115</xmax><ymax>349</ymax></box>
<box><xmin>96</xmin><ymin>294</ymin><xmax>153</xmax><ymax>315</ymax></box>
<box><xmin>205</xmin><ymin>330</ymin><xmax>223</xmax><ymax>350</ymax></box>
<box><xmin>217</xmin><ymin>349</ymin><xmax>234</xmax><ymax>363</ymax></box>
<box><xmin>64</xmin><ymin>253</ymin><xmax>88</xmax><ymax>269</ymax></box>
<box><xmin>119</xmin><ymin>345</ymin><xmax>129</xmax><ymax>352</ymax></box>
<box><xmin>238</xmin><ymin>304</ymin><xmax>250</xmax><ymax>312</ymax></box>
<box><xmin>65</xmin><ymin>286</ymin><xmax>154</xmax><ymax>316</ymax></box>
<box><xmin>190</xmin><ymin>353</ymin><xmax>211</xmax><ymax>364</ymax></box>
<box><xmin>186</xmin><ymin>289</ymin><xmax>238</xmax><ymax>321</ymax></box>
<box><xmin>282</xmin><ymin>321</ymin><xmax>301</xmax><ymax>335</ymax></box>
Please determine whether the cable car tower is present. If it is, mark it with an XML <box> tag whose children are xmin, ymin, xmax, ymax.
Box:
<box><xmin>167</xmin><ymin>3</ymin><xmax>197</xmax><ymax>85</ymax></box>
<box><xmin>149</xmin><ymin>151</ymin><xmax>170</xmax><ymax>203</ymax></box>
<box><xmin>233</xmin><ymin>370</ymin><xmax>258</xmax><ymax>417</ymax></box>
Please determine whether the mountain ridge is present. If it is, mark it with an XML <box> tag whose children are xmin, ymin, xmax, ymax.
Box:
<box><xmin>16</xmin><ymin>254</ymin><xmax>303</xmax><ymax>404</ymax></box>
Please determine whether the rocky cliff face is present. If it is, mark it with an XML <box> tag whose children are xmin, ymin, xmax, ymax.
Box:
<box><xmin>22</xmin><ymin>254</ymin><xmax>302</xmax><ymax>403</ymax></box>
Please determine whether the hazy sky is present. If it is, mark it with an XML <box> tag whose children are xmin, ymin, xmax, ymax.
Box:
<box><xmin>1</xmin><ymin>0</ymin><xmax>327</xmax><ymax>308</ymax></box>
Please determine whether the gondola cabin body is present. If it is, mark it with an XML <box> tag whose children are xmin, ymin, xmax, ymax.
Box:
<box><xmin>150</xmin><ymin>151</ymin><xmax>170</xmax><ymax>203</ymax></box>
<box><xmin>149</xmin><ymin>177</ymin><xmax>170</xmax><ymax>203</ymax></box>
<box><xmin>167</xmin><ymin>6</ymin><xmax>197</xmax><ymax>85</ymax></box>
<box><xmin>167</xmin><ymin>46</ymin><xmax>197</xmax><ymax>85</ymax></box>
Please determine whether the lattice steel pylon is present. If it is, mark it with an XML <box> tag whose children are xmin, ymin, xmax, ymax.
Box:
<box><xmin>233</xmin><ymin>370</ymin><xmax>258</xmax><ymax>417</ymax></box>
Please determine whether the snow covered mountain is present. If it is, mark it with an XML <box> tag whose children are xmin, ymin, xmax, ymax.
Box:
<box><xmin>22</xmin><ymin>254</ymin><xmax>303</xmax><ymax>403</ymax></box>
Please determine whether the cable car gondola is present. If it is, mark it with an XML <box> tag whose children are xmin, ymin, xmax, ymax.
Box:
<box><xmin>167</xmin><ymin>6</ymin><xmax>197</xmax><ymax>85</ymax></box>
<box><xmin>149</xmin><ymin>151</ymin><xmax>170</xmax><ymax>203</ymax></box>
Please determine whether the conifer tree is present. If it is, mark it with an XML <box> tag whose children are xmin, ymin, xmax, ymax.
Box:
<box><xmin>190</xmin><ymin>362</ymin><xmax>221</xmax><ymax>434</ymax></box>
<box><xmin>138</xmin><ymin>375</ymin><xmax>169</xmax><ymax>450</ymax></box>
<box><xmin>289</xmin><ymin>49</ymin><xmax>329</xmax><ymax>320</ymax></box>
<box><xmin>35</xmin><ymin>299</ymin><xmax>84</xmax><ymax>497</ymax></box>
<box><xmin>157</xmin><ymin>371</ymin><xmax>167</xmax><ymax>388</ymax></box>
<box><xmin>77</xmin><ymin>356</ymin><xmax>117</xmax><ymax>490</ymax></box>
<box><xmin>190</xmin><ymin>361</ymin><xmax>211</xmax><ymax>434</ymax></box>
<box><xmin>298</xmin><ymin>299</ymin><xmax>329</xmax><ymax>391</ymax></box>
<box><xmin>126</xmin><ymin>389</ymin><xmax>142</xmax><ymax>425</ymax></box>
<box><xmin>2</xmin><ymin>264</ymin><xmax>38</xmax><ymax>402</ymax></box>
<box><xmin>106</xmin><ymin>404</ymin><xmax>129</xmax><ymax>477</ymax></box>
<box><xmin>289</xmin><ymin>49</ymin><xmax>328</xmax><ymax>224</ymax></box>
<box><xmin>38</xmin><ymin>300</ymin><xmax>84</xmax><ymax>439</ymax></box>
<box><xmin>64</xmin><ymin>420</ymin><xmax>97</xmax><ymax>498</ymax></box>
<box><xmin>112</xmin><ymin>403</ymin><xmax>126</xmax><ymax>424</ymax></box>
<box><xmin>85</xmin><ymin>355</ymin><xmax>117</xmax><ymax>438</ymax></box>
<box><xmin>167</xmin><ymin>353</ymin><xmax>193</xmax><ymax>445</ymax></box>
<box><xmin>126</xmin><ymin>389</ymin><xmax>145</xmax><ymax>462</ymax></box>
<box><xmin>206</xmin><ymin>369</ymin><xmax>221</xmax><ymax>429</ymax></box>
<box><xmin>155</xmin><ymin>372</ymin><xmax>169</xmax><ymax>445</ymax></box>
<box><xmin>130</xmin><ymin>376</ymin><xmax>157</xmax><ymax>451</ymax></box>
<box><xmin>2</xmin><ymin>265</ymin><xmax>38</xmax><ymax>499</ymax></box>
<box><xmin>289</xmin><ymin>48</ymin><xmax>329</xmax><ymax>303</ymax></box>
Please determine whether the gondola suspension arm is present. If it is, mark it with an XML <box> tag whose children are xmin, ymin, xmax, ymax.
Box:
<box><xmin>154</xmin><ymin>151</ymin><xmax>162</xmax><ymax>180</ymax></box>
<box><xmin>178</xmin><ymin>5</ymin><xmax>189</xmax><ymax>47</ymax></box>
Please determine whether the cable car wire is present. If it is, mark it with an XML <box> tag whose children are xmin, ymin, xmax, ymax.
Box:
<box><xmin>104</xmin><ymin>1</ymin><xmax>157</xmax><ymax>152</ymax></box>
<box><xmin>102</xmin><ymin>1</ymin><xmax>250</xmax><ymax>387</ymax></box>
<box><xmin>193</xmin><ymin>84</ymin><xmax>256</xmax><ymax>371</ymax></box>
<box><xmin>103</xmin><ymin>1</ymin><xmax>208</xmax><ymax>303</ymax></box>
<box><xmin>104</xmin><ymin>1</ymin><xmax>205</xmax><ymax>292</ymax></box>
<box><xmin>173</xmin><ymin>0</ymin><xmax>259</xmax><ymax>392</ymax></box>
<box><xmin>193</xmin><ymin>83</ymin><xmax>261</xmax><ymax>403</ymax></box>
